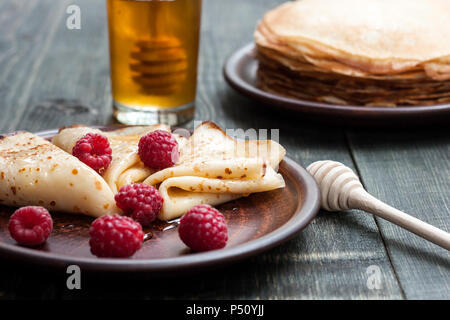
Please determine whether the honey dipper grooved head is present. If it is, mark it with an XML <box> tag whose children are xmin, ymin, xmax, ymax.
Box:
<box><xmin>130</xmin><ymin>36</ymin><xmax>188</xmax><ymax>95</ymax></box>
<box><xmin>306</xmin><ymin>160</ymin><xmax>364</xmax><ymax>211</ymax></box>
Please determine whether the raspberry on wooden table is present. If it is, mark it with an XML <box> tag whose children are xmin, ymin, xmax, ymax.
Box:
<box><xmin>72</xmin><ymin>133</ymin><xmax>112</xmax><ymax>174</ymax></box>
<box><xmin>8</xmin><ymin>206</ymin><xmax>53</xmax><ymax>246</ymax></box>
<box><xmin>138</xmin><ymin>130</ymin><xmax>179</xmax><ymax>169</ymax></box>
<box><xmin>89</xmin><ymin>214</ymin><xmax>144</xmax><ymax>258</ymax></box>
<box><xmin>178</xmin><ymin>204</ymin><xmax>228</xmax><ymax>252</ymax></box>
<box><xmin>115</xmin><ymin>183</ymin><xmax>163</xmax><ymax>227</ymax></box>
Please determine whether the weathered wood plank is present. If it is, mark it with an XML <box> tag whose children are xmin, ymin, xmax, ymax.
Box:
<box><xmin>346</xmin><ymin>128</ymin><xmax>450</xmax><ymax>299</ymax></box>
<box><xmin>0</xmin><ymin>0</ymin><xmax>412</xmax><ymax>300</ymax></box>
<box><xmin>188</xmin><ymin>0</ymin><xmax>403</xmax><ymax>299</ymax></box>
<box><xmin>0</xmin><ymin>0</ymin><xmax>70</xmax><ymax>132</ymax></box>
<box><xmin>13</xmin><ymin>0</ymin><xmax>112</xmax><ymax>132</ymax></box>
<box><xmin>59</xmin><ymin>0</ymin><xmax>402</xmax><ymax>300</ymax></box>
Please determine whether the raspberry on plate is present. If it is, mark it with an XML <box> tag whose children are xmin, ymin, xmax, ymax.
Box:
<box><xmin>72</xmin><ymin>133</ymin><xmax>112</xmax><ymax>174</ymax></box>
<box><xmin>89</xmin><ymin>214</ymin><xmax>144</xmax><ymax>258</ymax></box>
<box><xmin>138</xmin><ymin>130</ymin><xmax>179</xmax><ymax>169</ymax></box>
<box><xmin>115</xmin><ymin>183</ymin><xmax>163</xmax><ymax>227</ymax></box>
<box><xmin>8</xmin><ymin>206</ymin><xmax>53</xmax><ymax>246</ymax></box>
<box><xmin>178</xmin><ymin>204</ymin><xmax>228</xmax><ymax>252</ymax></box>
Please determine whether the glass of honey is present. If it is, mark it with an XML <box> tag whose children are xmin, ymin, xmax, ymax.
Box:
<box><xmin>106</xmin><ymin>0</ymin><xmax>202</xmax><ymax>126</ymax></box>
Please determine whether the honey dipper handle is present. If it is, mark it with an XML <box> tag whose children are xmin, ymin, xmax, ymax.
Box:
<box><xmin>349</xmin><ymin>189</ymin><xmax>450</xmax><ymax>250</ymax></box>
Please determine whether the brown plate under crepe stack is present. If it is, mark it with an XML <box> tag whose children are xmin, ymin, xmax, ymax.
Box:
<box><xmin>254</xmin><ymin>0</ymin><xmax>450</xmax><ymax>107</ymax></box>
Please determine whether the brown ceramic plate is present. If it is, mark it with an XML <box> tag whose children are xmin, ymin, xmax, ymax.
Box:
<box><xmin>223</xmin><ymin>43</ymin><xmax>450</xmax><ymax>125</ymax></box>
<box><xmin>0</xmin><ymin>127</ymin><xmax>319</xmax><ymax>274</ymax></box>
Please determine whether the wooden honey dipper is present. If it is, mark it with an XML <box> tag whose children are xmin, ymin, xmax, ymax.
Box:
<box><xmin>307</xmin><ymin>160</ymin><xmax>450</xmax><ymax>250</ymax></box>
<box><xmin>128</xmin><ymin>3</ymin><xmax>187</xmax><ymax>96</ymax></box>
<box><xmin>130</xmin><ymin>36</ymin><xmax>187</xmax><ymax>95</ymax></box>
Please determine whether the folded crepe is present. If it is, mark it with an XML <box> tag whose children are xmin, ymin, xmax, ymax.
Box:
<box><xmin>52</xmin><ymin>124</ymin><xmax>170</xmax><ymax>193</ymax></box>
<box><xmin>0</xmin><ymin>131</ymin><xmax>119</xmax><ymax>217</ymax></box>
<box><xmin>142</xmin><ymin>121</ymin><xmax>286</xmax><ymax>220</ymax></box>
<box><xmin>254</xmin><ymin>0</ymin><xmax>450</xmax><ymax>106</ymax></box>
<box><xmin>52</xmin><ymin>121</ymin><xmax>286</xmax><ymax>221</ymax></box>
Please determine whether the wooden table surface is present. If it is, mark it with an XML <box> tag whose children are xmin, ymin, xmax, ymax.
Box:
<box><xmin>0</xmin><ymin>0</ymin><xmax>449</xmax><ymax>300</ymax></box>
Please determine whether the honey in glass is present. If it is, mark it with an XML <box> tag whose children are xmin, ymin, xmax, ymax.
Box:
<box><xmin>106</xmin><ymin>0</ymin><xmax>202</xmax><ymax>125</ymax></box>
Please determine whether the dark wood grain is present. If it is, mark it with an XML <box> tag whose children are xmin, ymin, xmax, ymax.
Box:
<box><xmin>346</xmin><ymin>128</ymin><xmax>450</xmax><ymax>299</ymax></box>
<box><xmin>0</xmin><ymin>0</ymin><xmax>447</xmax><ymax>300</ymax></box>
<box><xmin>0</xmin><ymin>0</ymin><xmax>402</xmax><ymax>300</ymax></box>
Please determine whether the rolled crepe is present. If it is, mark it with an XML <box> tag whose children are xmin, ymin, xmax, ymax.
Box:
<box><xmin>0</xmin><ymin>131</ymin><xmax>119</xmax><ymax>217</ymax></box>
<box><xmin>143</xmin><ymin>121</ymin><xmax>286</xmax><ymax>220</ymax></box>
<box><xmin>158</xmin><ymin>167</ymin><xmax>285</xmax><ymax>219</ymax></box>
<box><xmin>143</xmin><ymin>158</ymin><xmax>267</xmax><ymax>185</ymax></box>
<box><xmin>116</xmin><ymin>162</ymin><xmax>152</xmax><ymax>188</ymax></box>
<box><xmin>52</xmin><ymin>124</ymin><xmax>170</xmax><ymax>193</ymax></box>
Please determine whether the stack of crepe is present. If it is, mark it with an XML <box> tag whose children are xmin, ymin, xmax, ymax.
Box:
<box><xmin>254</xmin><ymin>0</ymin><xmax>450</xmax><ymax>107</ymax></box>
<box><xmin>0</xmin><ymin>122</ymin><xmax>285</xmax><ymax>221</ymax></box>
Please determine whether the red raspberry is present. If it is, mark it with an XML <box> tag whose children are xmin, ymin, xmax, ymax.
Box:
<box><xmin>138</xmin><ymin>130</ymin><xmax>179</xmax><ymax>169</ymax></box>
<box><xmin>178</xmin><ymin>204</ymin><xmax>228</xmax><ymax>252</ymax></box>
<box><xmin>72</xmin><ymin>133</ymin><xmax>112</xmax><ymax>174</ymax></box>
<box><xmin>89</xmin><ymin>214</ymin><xmax>144</xmax><ymax>258</ymax></box>
<box><xmin>114</xmin><ymin>183</ymin><xmax>163</xmax><ymax>227</ymax></box>
<box><xmin>8</xmin><ymin>206</ymin><xmax>53</xmax><ymax>246</ymax></box>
